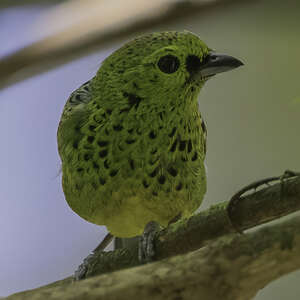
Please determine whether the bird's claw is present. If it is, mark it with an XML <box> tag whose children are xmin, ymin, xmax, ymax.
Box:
<box><xmin>73</xmin><ymin>252</ymin><xmax>95</xmax><ymax>281</ymax></box>
<box><xmin>138</xmin><ymin>221</ymin><xmax>160</xmax><ymax>263</ymax></box>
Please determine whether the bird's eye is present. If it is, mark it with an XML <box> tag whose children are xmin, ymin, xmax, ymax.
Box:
<box><xmin>157</xmin><ymin>55</ymin><xmax>180</xmax><ymax>74</ymax></box>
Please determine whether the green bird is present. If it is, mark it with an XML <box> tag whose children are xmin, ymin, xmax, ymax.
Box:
<box><xmin>57</xmin><ymin>31</ymin><xmax>242</xmax><ymax>248</ymax></box>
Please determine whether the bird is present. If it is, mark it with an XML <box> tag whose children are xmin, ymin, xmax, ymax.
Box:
<box><xmin>57</xmin><ymin>31</ymin><xmax>243</xmax><ymax>257</ymax></box>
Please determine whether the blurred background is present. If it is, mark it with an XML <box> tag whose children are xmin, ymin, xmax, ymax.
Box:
<box><xmin>0</xmin><ymin>0</ymin><xmax>299</xmax><ymax>298</ymax></box>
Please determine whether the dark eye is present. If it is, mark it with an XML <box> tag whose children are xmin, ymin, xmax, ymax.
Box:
<box><xmin>157</xmin><ymin>55</ymin><xmax>180</xmax><ymax>74</ymax></box>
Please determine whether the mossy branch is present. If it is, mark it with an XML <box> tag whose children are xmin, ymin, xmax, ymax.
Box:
<box><xmin>4</xmin><ymin>174</ymin><xmax>300</xmax><ymax>300</ymax></box>
<box><xmin>6</xmin><ymin>213</ymin><xmax>300</xmax><ymax>300</ymax></box>
<box><xmin>74</xmin><ymin>175</ymin><xmax>300</xmax><ymax>279</ymax></box>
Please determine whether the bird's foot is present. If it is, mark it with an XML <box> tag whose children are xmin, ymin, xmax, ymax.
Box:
<box><xmin>73</xmin><ymin>252</ymin><xmax>95</xmax><ymax>281</ymax></box>
<box><xmin>227</xmin><ymin>170</ymin><xmax>300</xmax><ymax>233</ymax></box>
<box><xmin>138</xmin><ymin>221</ymin><xmax>160</xmax><ymax>263</ymax></box>
<box><xmin>73</xmin><ymin>233</ymin><xmax>114</xmax><ymax>281</ymax></box>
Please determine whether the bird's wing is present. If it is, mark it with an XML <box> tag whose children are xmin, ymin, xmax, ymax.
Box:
<box><xmin>59</xmin><ymin>78</ymin><xmax>94</xmax><ymax>124</ymax></box>
<box><xmin>67</xmin><ymin>79</ymin><xmax>93</xmax><ymax>106</ymax></box>
<box><xmin>57</xmin><ymin>78</ymin><xmax>94</xmax><ymax>158</ymax></box>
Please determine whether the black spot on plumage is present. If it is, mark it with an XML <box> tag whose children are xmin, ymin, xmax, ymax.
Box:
<box><xmin>179</xmin><ymin>140</ymin><xmax>186</xmax><ymax>151</ymax></box>
<box><xmin>110</xmin><ymin>169</ymin><xmax>118</xmax><ymax>177</ymax></box>
<box><xmin>176</xmin><ymin>182</ymin><xmax>183</xmax><ymax>191</ymax></box>
<box><xmin>170</xmin><ymin>140</ymin><xmax>177</xmax><ymax>152</ymax></box>
<box><xmin>126</xmin><ymin>139</ymin><xmax>135</xmax><ymax>144</ymax></box>
<box><xmin>149</xmin><ymin>131</ymin><xmax>156</xmax><ymax>139</ymax></box>
<box><xmin>75</xmin><ymin>94</ymin><xmax>81</xmax><ymax>101</ymax></box>
<box><xmin>192</xmin><ymin>152</ymin><xmax>198</xmax><ymax>161</ymax></box>
<box><xmin>149</xmin><ymin>167</ymin><xmax>159</xmax><ymax>178</ymax></box>
<box><xmin>143</xmin><ymin>180</ymin><xmax>149</xmax><ymax>188</ymax></box>
<box><xmin>158</xmin><ymin>175</ymin><xmax>166</xmax><ymax>184</ymax></box>
<box><xmin>201</xmin><ymin>120</ymin><xmax>207</xmax><ymax>134</ymax></box>
<box><xmin>167</xmin><ymin>167</ymin><xmax>178</xmax><ymax>177</ymax></box>
<box><xmin>89</xmin><ymin>125</ymin><xmax>96</xmax><ymax>132</ymax></box>
<box><xmin>188</xmin><ymin>139</ymin><xmax>192</xmax><ymax>153</ymax></box>
<box><xmin>99</xmin><ymin>149</ymin><xmax>108</xmax><ymax>158</ymax></box>
<box><xmin>149</xmin><ymin>157</ymin><xmax>158</xmax><ymax>166</ymax></box>
<box><xmin>150</xmin><ymin>148</ymin><xmax>157</xmax><ymax>155</ymax></box>
<box><xmin>84</xmin><ymin>154</ymin><xmax>91</xmax><ymax>161</ymax></box>
<box><xmin>113</xmin><ymin>124</ymin><xmax>123</xmax><ymax>131</ymax></box>
<box><xmin>73</xmin><ymin>141</ymin><xmax>78</xmax><ymax>149</ymax></box>
<box><xmin>87</xmin><ymin>136</ymin><xmax>94</xmax><ymax>143</ymax></box>
<box><xmin>129</xmin><ymin>159</ymin><xmax>135</xmax><ymax>170</ymax></box>
<box><xmin>93</xmin><ymin>162</ymin><xmax>99</xmax><ymax>169</ymax></box>
<box><xmin>104</xmin><ymin>159</ymin><xmax>109</xmax><ymax>169</ymax></box>
<box><xmin>120</xmin><ymin>107</ymin><xmax>130</xmax><ymax>113</ymax></box>
<box><xmin>168</xmin><ymin>127</ymin><xmax>176</xmax><ymax>138</ymax></box>
<box><xmin>99</xmin><ymin>177</ymin><xmax>106</xmax><ymax>185</ymax></box>
<box><xmin>123</xmin><ymin>92</ymin><xmax>142</xmax><ymax>109</ymax></box>
<box><xmin>97</xmin><ymin>140</ymin><xmax>108</xmax><ymax>147</ymax></box>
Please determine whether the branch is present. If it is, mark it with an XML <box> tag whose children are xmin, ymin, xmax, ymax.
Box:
<box><xmin>71</xmin><ymin>175</ymin><xmax>300</xmax><ymax>279</ymax></box>
<box><xmin>0</xmin><ymin>0</ymin><xmax>241</xmax><ymax>90</ymax></box>
<box><xmin>4</xmin><ymin>174</ymin><xmax>299</xmax><ymax>297</ymax></box>
<box><xmin>0</xmin><ymin>0</ymin><xmax>63</xmax><ymax>9</ymax></box>
<box><xmin>6</xmin><ymin>215</ymin><xmax>300</xmax><ymax>300</ymax></box>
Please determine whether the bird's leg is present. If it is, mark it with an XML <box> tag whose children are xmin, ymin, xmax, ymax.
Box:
<box><xmin>74</xmin><ymin>232</ymin><xmax>114</xmax><ymax>281</ymax></box>
<box><xmin>138</xmin><ymin>213</ymin><xmax>182</xmax><ymax>263</ymax></box>
<box><xmin>227</xmin><ymin>170</ymin><xmax>300</xmax><ymax>233</ymax></box>
<box><xmin>138</xmin><ymin>221</ymin><xmax>161</xmax><ymax>263</ymax></box>
<box><xmin>93</xmin><ymin>233</ymin><xmax>114</xmax><ymax>252</ymax></box>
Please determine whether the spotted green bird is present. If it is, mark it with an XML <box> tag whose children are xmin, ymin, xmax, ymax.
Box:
<box><xmin>57</xmin><ymin>31</ymin><xmax>242</xmax><ymax>239</ymax></box>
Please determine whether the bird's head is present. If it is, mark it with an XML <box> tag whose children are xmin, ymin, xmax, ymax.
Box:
<box><xmin>95</xmin><ymin>31</ymin><xmax>243</xmax><ymax>112</ymax></box>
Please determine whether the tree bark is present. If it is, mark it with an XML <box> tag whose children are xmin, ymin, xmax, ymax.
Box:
<box><xmin>74</xmin><ymin>175</ymin><xmax>300</xmax><ymax>279</ymax></box>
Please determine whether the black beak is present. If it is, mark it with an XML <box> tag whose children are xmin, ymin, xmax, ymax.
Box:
<box><xmin>198</xmin><ymin>53</ymin><xmax>244</xmax><ymax>78</ymax></box>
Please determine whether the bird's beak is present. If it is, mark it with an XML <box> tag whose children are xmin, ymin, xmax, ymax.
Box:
<box><xmin>198</xmin><ymin>53</ymin><xmax>244</xmax><ymax>79</ymax></box>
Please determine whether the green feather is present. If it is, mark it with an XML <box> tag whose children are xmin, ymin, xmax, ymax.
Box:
<box><xmin>58</xmin><ymin>31</ymin><xmax>211</xmax><ymax>237</ymax></box>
